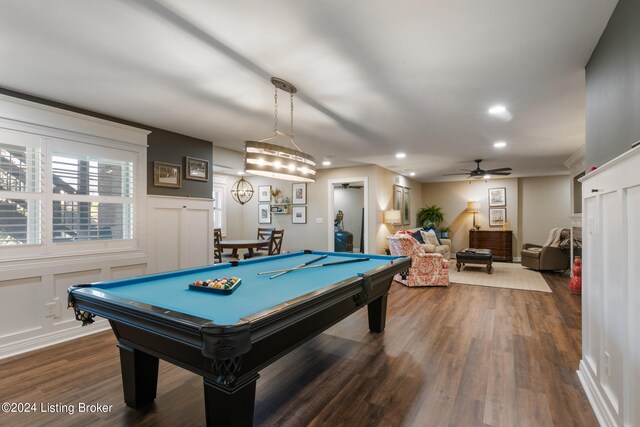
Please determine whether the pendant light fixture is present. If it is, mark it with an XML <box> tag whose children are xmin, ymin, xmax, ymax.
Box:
<box><xmin>244</xmin><ymin>78</ymin><xmax>316</xmax><ymax>182</ymax></box>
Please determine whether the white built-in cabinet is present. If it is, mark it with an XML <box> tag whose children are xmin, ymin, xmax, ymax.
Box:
<box><xmin>146</xmin><ymin>195</ymin><xmax>214</xmax><ymax>273</ymax></box>
<box><xmin>579</xmin><ymin>145</ymin><xmax>640</xmax><ymax>427</ymax></box>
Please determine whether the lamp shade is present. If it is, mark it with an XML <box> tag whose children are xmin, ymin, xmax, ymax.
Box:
<box><xmin>383</xmin><ymin>209</ymin><xmax>402</xmax><ymax>225</ymax></box>
<box><xmin>467</xmin><ymin>201</ymin><xmax>480</xmax><ymax>213</ymax></box>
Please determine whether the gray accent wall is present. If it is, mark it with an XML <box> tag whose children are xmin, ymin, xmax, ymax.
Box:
<box><xmin>586</xmin><ymin>0</ymin><xmax>640</xmax><ymax>169</ymax></box>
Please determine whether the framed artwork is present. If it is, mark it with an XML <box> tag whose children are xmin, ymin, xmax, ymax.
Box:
<box><xmin>153</xmin><ymin>161</ymin><xmax>181</xmax><ymax>188</ymax></box>
<box><xmin>258</xmin><ymin>204</ymin><xmax>271</xmax><ymax>224</ymax></box>
<box><xmin>184</xmin><ymin>157</ymin><xmax>209</xmax><ymax>181</ymax></box>
<box><xmin>292</xmin><ymin>183</ymin><xmax>307</xmax><ymax>205</ymax></box>
<box><xmin>488</xmin><ymin>187</ymin><xmax>506</xmax><ymax>207</ymax></box>
<box><xmin>292</xmin><ymin>206</ymin><xmax>307</xmax><ymax>224</ymax></box>
<box><xmin>258</xmin><ymin>185</ymin><xmax>271</xmax><ymax>202</ymax></box>
<box><xmin>393</xmin><ymin>185</ymin><xmax>403</xmax><ymax>212</ymax></box>
<box><xmin>489</xmin><ymin>208</ymin><xmax>507</xmax><ymax>226</ymax></box>
<box><xmin>403</xmin><ymin>187</ymin><xmax>411</xmax><ymax>225</ymax></box>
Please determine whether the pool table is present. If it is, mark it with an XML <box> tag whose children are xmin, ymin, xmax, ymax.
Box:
<box><xmin>68</xmin><ymin>250</ymin><xmax>410</xmax><ymax>426</ymax></box>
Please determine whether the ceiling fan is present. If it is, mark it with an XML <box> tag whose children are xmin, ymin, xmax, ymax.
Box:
<box><xmin>443</xmin><ymin>159</ymin><xmax>512</xmax><ymax>179</ymax></box>
<box><xmin>337</xmin><ymin>183</ymin><xmax>364</xmax><ymax>189</ymax></box>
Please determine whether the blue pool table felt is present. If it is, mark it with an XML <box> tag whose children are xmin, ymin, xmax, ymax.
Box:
<box><xmin>91</xmin><ymin>252</ymin><xmax>399</xmax><ymax>325</ymax></box>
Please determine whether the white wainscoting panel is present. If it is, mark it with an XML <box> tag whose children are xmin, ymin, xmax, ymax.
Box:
<box><xmin>111</xmin><ymin>263</ymin><xmax>147</xmax><ymax>280</ymax></box>
<box><xmin>579</xmin><ymin>146</ymin><xmax>640</xmax><ymax>427</ymax></box>
<box><xmin>0</xmin><ymin>277</ymin><xmax>43</xmax><ymax>340</ymax></box>
<box><xmin>153</xmin><ymin>207</ymin><xmax>182</xmax><ymax>273</ymax></box>
<box><xmin>146</xmin><ymin>196</ymin><xmax>214</xmax><ymax>274</ymax></box>
<box><xmin>626</xmin><ymin>185</ymin><xmax>640</xmax><ymax>427</ymax></box>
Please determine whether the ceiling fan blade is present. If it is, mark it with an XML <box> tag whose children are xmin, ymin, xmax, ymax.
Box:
<box><xmin>442</xmin><ymin>173</ymin><xmax>470</xmax><ymax>176</ymax></box>
<box><xmin>490</xmin><ymin>172</ymin><xmax>512</xmax><ymax>175</ymax></box>
<box><xmin>485</xmin><ymin>167</ymin><xmax>512</xmax><ymax>173</ymax></box>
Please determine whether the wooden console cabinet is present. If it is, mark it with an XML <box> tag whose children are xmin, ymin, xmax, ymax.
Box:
<box><xmin>468</xmin><ymin>230</ymin><xmax>513</xmax><ymax>262</ymax></box>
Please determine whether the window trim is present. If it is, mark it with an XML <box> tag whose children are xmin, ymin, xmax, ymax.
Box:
<box><xmin>0</xmin><ymin>94</ymin><xmax>149</xmax><ymax>263</ymax></box>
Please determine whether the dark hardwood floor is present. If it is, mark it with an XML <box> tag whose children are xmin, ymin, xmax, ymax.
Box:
<box><xmin>0</xmin><ymin>271</ymin><xmax>597</xmax><ymax>427</ymax></box>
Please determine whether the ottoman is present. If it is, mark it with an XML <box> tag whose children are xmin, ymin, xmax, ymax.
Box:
<box><xmin>456</xmin><ymin>248</ymin><xmax>493</xmax><ymax>274</ymax></box>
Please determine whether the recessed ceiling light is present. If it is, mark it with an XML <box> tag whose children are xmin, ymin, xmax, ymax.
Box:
<box><xmin>409</xmin><ymin>171</ymin><xmax>416</xmax><ymax>176</ymax></box>
<box><xmin>395</xmin><ymin>152</ymin><xmax>406</xmax><ymax>159</ymax></box>
<box><xmin>237</xmin><ymin>171</ymin><xmax>244</xmax><ymax>175</ymax></box>
<box><xmin>488</xmin><ymin>104</ymin><xmax>507</xmax><ymax>115</ymax></box>
<box><xmin>322</xmin><ymin>160</ymin><xmax>332</xmax><ymax>166</ymax></box>
<box><xmin>494</xmin><ymin>141</ymin><xmax>507</xmax><ymax>148</ymax></box>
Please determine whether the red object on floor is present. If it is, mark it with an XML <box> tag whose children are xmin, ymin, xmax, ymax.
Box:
<box><xmin>569</xmin><ymin>257</ymin><xmax>582</xmax><ymax>294</ymax></box>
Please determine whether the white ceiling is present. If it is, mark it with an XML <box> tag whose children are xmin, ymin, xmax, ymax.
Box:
<box><xmin>0</xmin><ymin>0</ymin><xmax>617</xmax><ymax>181</ymax></box>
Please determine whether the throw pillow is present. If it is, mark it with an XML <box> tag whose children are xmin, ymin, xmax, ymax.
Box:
<box><xmin>422</xmin><ymin>226</ymin><xmax>441</xmax><ymax>244</ymax></box>
<box><xmin>420</xmin><ymin>229</ymin><xmax>439</xmax><ymax>246</ymax></box>
<box><xmin>412</xmin><ymin>230</ymin><xmax>425</xmax><ymax>244</ymax></box>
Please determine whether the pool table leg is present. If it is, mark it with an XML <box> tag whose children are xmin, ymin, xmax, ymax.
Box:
<box><xmin>117</xmin><ymin>343</ymin><xmax>159</xmax><ymax>409</ymax></box>
<box><xmin>204</xmin><ymin>376</ymin><xmax>257</xmax><ymax>427</ymax></box>
<box><xmin>367</xmin><ymin>294</ymin><xmax>388</xmax><ymax>333</ymax></box>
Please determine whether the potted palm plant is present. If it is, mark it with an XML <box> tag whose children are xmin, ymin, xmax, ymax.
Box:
<box><xmin>417</xmin><ymin>204</ymin><xmax>444</xmax><ymax>228</ymax></box>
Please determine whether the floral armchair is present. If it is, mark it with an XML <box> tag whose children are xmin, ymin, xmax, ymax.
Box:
<box><xmin>387</xmin><ymin>233</ymin><xmax>449</xmax><ymax>287</ymax></box>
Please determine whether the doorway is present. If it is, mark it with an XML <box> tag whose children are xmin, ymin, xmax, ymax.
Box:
<box><xmin>327</xmin><ymin>177</ymin><xmax>368</xmax><ymax>253</ymax></box>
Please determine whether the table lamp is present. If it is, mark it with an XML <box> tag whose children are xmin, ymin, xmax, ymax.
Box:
<box><xmin>383</xmin><ymin>209</ymin><xmax>402</xmax><ymax>233</ymax></box>
<box><xmin>467</xmin><ymin>201</ymin><xmax>480</xmax><ymax>229</ymax></box>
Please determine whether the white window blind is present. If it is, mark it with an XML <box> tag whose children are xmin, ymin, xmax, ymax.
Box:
<box><xmin>51</xmin><ymin>152</ymin><xmax>134</xmax><ymax>242</ymax></box>
<box><xmin>213</xmin><ymin>180</ymin><xmax>225</xmax><ymax>235</ymax></box>
<box><xmin>0</xmin><ymin>141</ymin><xmax>44</xmax><ymax>245</ymax></box>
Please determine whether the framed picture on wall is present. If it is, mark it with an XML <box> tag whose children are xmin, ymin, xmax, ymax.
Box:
<box><xmin>292</xmin><ymin>183</ymin><xmax>307</xmax><ymax>204</ymax></box>
<box><xmin>292</xmin><ymin>206</ymin><xmax>307</xmax><ymax>224</ymax></box>
<box><xmin>489</xmin><ymin>208</ymin><xmax>507</xmax><ymax>226</ymax></box>
<box><xmin>153</xmin><ymin>161</ymin><xmax>181</xmax><ymax>188</ymax></box>
<box><xmin>258</xmin><ymin>185</ymin><xmax>271</xmax><ymax>202</ymax></box>
<box><xmin>184</xmin><ymin>157</ymin><xmax>209</xmax><ymax>181</ymax></box>
<box><xmin>403</xmin><ymin>187</ymin><xmax>411</xmax><ymax>225</ymax></box>
<box><xmin>488</xmin><ymin>187</ymin><xmax>506</xmax><ymax>207</ymax></box>
<box><xmin>393</xmin><ymin>185</ymin><xmax>403</xmax><ymax>212</ymax></box>
<box><xmin>258</xmin><ymin>203</ymin><xmax>271</xmax><ymax>224</ymax></box>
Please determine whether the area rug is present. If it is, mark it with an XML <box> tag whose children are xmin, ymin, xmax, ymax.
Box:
<box><xmin>448</xmin><ymin>261</ymin><xmax>552</xmax><ymax>292</ymax></box>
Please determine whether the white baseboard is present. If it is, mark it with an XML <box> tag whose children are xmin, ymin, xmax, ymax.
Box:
<box><xmin>0</xmin><ymin>320</ymin><xmax>110</xmax><ymax>360</ymax></box>
<box><xmin>577</xmin><ymin>360</ymin><xmax>618</xmax><ymax>427</ymax></box>
<box><xmin>513</xmin><ymin>256</ymin><xmax>521</xmax><ymax>262</ymax></box>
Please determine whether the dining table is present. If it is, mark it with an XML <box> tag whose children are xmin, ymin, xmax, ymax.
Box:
<box><xmin>219</xmin><ymin>239</ymin><xmax>270</xmax><ymax>259</ymax></box>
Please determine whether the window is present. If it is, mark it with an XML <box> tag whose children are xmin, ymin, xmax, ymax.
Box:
<box><xmin>0</xmin><ymin>130</ymin><xmax>140</xmax><ymax>257</ymax></box>
<box><xmin>51</xmin><ymin>151</ymin><xmax>134</xmax><ymax>242</ymax></box>
<box><xmin>212</xmin><ymin>176</ymin><xmax>226</xmax><ymax>235</ymax></box>
<box><xmin>0</xmin><ymin>132</ymin><xmax>44</xmax><ymax>246</ymax></box>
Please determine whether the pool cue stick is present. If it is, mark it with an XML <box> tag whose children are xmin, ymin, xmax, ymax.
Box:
<box><xmin>267</xmin><ymin>255</ymin><xmax>328</xmax><ymax>279</ymax></box>
<box><xmin>258</xmin><ymin>255</ymin><xmax>328</xmax><ymax>276</ymax></box>
<box><xmin>264</xmin><ymin>257</ymin><xmax>370</xmax><ymax>276</ymax></box>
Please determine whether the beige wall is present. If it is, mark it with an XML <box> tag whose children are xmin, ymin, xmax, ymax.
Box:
<box><xmin>518</xmin><ymin>176</ymin><xmax>571</xmax><ymax>247</ymax></box>
<box><xmin>215</xmin><ymin>162</ymin><xmax>422</xmax><ymax>255</ymax></box>
<box><xmin>421</xmin><ymin>176</ymin><xmax>570</xmax><ymax>258</ymax></box>
<box><xmin>421</xmin><ymin>178</ymin><xmax>519</xmax><ymax>256</ymax></box>
<box><xmin>212</xmin><ymin>145</ymin><xmax>568</xmax><ymax>258</ymax></box>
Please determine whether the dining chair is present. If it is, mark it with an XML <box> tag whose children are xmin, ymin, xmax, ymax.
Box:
<box><xmin>250</xmin><ymin>229</ymin><xmax>284</xmax><ymax>258</ymax></box>
<box><xmin>253</xmin><ymin>227</ymin><xmax>275</xmax><ymax>257</ymax></box>
<box><xmin>214</xmin><ymin>228</ymin><xmax>241</xmax><ymax>262</ymax></box>
<box><xmin>257</xmin><ymin>227</ymin><xmax>274</xmax><ymax>240</ymax></box>
<box><xmin>267</xmin><ymin>229</ymin><xmax>284</xmax><ymax>255</ymax></box>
